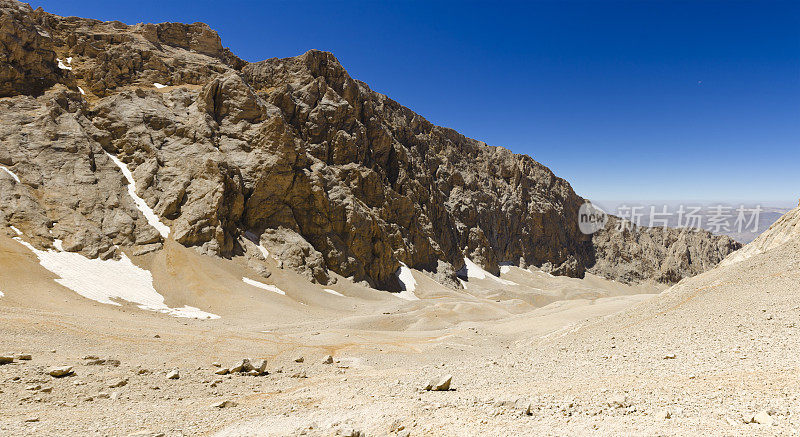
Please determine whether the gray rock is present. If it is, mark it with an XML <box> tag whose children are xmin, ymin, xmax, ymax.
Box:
<box><xmin>126</xmin><ymin>432</ymin><xmax>165</xmax><ymax>437</ymax></box>
<box><xmin>251</xmin><ymin>359</ymin><xmax>268</xmax><ymax>375</ymax></box>
<box><xmin>211</xmin><ymin>400</ymin><xmax>237</xmax><ymax>409</ymax></box>
<box><xmin>108</xmin><ymin>378</ymin><xmax>128</xmax><ymax>388</ymax></box>
<box><xmin>424</xmin><ymin>375</ymin><xmax>452</xmax><ymax>391</ymax></box>
<box><xmin>48</xmin><ymin>366</ymin><xmax>74</xmax><ymax>377</ymax></box>
<box><xmin>230</xmin><ymin>359</ymin><xmax>253</xmax><ymax>373</ymax></box>
<box><xmin>654</xmin><ymin>410</ymin><xmax>672</xmax><ymax>420</ymax></box>
<box><xmin>746</xmin><ymin>411</ymin><xmax>774</xmax><ymax>425</ymax></box>
<box><xmin>606</xmin><ymin>394</ymin><xmax>630</xmax><ymax>409</ymax></box>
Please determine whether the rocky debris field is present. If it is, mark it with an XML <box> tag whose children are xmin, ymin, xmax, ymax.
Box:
<box><xmin>2</xmin><ymin>229</ymin><xmax>799</xmax><ymax>436</ymax></box>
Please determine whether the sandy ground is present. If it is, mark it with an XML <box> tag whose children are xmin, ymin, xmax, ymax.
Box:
<box><xmin>2</xmin><ymin>228</ymin><xmax>798</xmax><ymax>436</ymax></box>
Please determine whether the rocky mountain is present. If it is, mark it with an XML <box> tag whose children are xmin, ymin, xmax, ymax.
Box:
<box><xmin>719</xmin><ymin>200</ymin><xmax>800</xmax><ymax>268</ymax></box>
<box><xmin>0</xmin><ymin>0</ymin><xmax>739</xmax><ymax>290</ymax></box>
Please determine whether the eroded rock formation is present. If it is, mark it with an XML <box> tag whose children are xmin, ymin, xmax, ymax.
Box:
<box><xmin>0</xmin><ymin>0</ymin><xmax>740</xmax><ymax>289</ymax></box>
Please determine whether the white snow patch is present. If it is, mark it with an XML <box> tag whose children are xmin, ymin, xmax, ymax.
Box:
<box><xmin>242</xmin><ymin>277</ymin><xmax>285</xmax><ymax>295</ymax></box>
<box><xmin>52</xmin><ymin>239</ymin><xmax>64</xmax><ymax>251</ymax></box>
<box><xmin>13</xmin><ymin>237</ymin><xmax>218</xmax><ymax>319</ymax></box>
<box><xmin>394</xmin><ymin>262</ymin><xmax>419</xmax><ymax>301</ymax></box>
<box><xmin>153</xmin><ymin>83</ymin><xmax>167</xmax><ymax>89</ymax></box>
<box><xmin>1</xmin><ymin>166</ymin><xmax>21</xmax><ymax>183</ymax></box>
<box><xmin>106</xmin><ymin>153</ymin><xmax>170</xmax><ymax>239</ymax></box>
<box><xmin>499</xmin><ymin>265</ymin><xmax>512</xmax><ymax>274</ymax></box>
<box><xmin>56</xmin><ymin>58</ymin><xmax>72</xmax><ymax>70</ymax></box>
<box><xmin>458</xmin><ymin>257</ymin><xmax>517</xmax><ymax>285</ymax></box>
<box><xmin>78</xmin><ymin>86</ymin><xmax>85</xmax><ymax>95</ymax></box>
<box><xmin>10</xmin><ymin>226</ymin><xmax>22</xmax><ymax>236</ymax></box>
<box><xmin>457</xmin><ymin>278</ymin><xmax>469</xmax><ymax>289</ymax></box>
<box><xmin>322</xmin><ymin>288</ymin><xmax>344</xmax><ymax>297</ymax></box>
<box><xmin>66</xmin><ymin>57</ymin><xmax>72</xmax><ymax>64</ymax></box>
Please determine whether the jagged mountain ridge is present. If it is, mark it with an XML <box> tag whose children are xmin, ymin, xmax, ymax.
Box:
<box><xmin>0</xmin><ymin>0</ymin><xmax>739</xmax><ymax>289</ymax></box>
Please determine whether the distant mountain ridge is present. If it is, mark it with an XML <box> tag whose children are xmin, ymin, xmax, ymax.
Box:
<box><xmin>0</xmin><ymin>0</ymin><xmax>739</xmax><ymax>289</ymax></box>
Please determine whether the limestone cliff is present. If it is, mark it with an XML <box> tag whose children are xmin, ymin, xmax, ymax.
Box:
<box><xmin>0</xmin><ymin>0</ymin><xmax>739</xmax><ymax>289</ymax></box>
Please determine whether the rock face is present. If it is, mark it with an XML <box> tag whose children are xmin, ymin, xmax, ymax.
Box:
<box><xmin>590</xmin><ymin>217</ymin><xmax>742</xmax><ymax>284</ymax></box>
<box><xmin>0</xmin><ymin>0</ymin><xmax>738</xmax><ymax>289</ymax></box>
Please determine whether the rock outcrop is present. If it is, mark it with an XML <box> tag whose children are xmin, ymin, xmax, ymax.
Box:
<box><xmin>590</xmin><ymin>217</ymin><xmax>741</xmax><ymax>284</ymax></box>
<box><xmin>719</xmin><ymin>202</ymin><xmax>800</xmax><ymax>268</ymax></box>
<box><xmin>0</xmin><ymin>0</ymin><xmax>739</xmax><ymax>289</ymax></box>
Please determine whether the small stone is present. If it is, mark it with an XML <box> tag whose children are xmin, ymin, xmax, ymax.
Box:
<box><xmin>166</xmin><ymin>369</ymin><xmax>180</xmax><ymax>380</ymax></box>
<box><xmin>211</xmin><ymin>362</ymin><xmax>221</xmax><ymax>367</ymax></box>
<box><xmin>251</xmin><ymin>359</ymin><xmax>268</xmax><ymax>374</ymax></box>
<box><xmin>230</xmin><ymin>359</ymin><xmax>253</xmax><ymax>373</ymax></box>
<box><xmin>96</xmin><ymin>392</ymin><xmax>110</xmax><ymax>399</ymax></box>
<box><xmin>16</xmin><ymin>354</ymin><xmax>32</xmax><ymax>360</ymax></box>
<box><xmin>290</xmin><ymin>371</ymin><xmax>307</xmax><ymax>378</ymax></box>
<box><xmin>109</xmin><ymin>378</ymin><xmax>128</xmax><ymax>388</ymax></box>
<box><xmin>211</xmin><ymin>400</ymin><xmax>237</xmax><ymax>409</ymax></box>
<box><xmin>48</xmin><ymin>366</ymin><xmax>74</xmax><ymax>377</ymax></box>
<box><xmin>322</xmin><ymin>355</ymin><xmax>334</xmax><ymax>364</ymax></box>
<box><xmin>0</xmin><ymin>355</ymin><xmax>14</xmax><ymax>364</ymax></box>
<box><xmin>655</xmin><ymin>410</ymin><xmax>672</xmax><ymax>420</ymax></box>
<box><xmin>424</xmin><ymin>375</ymin><xmax>452</xmax><ymax>391</ymax></box>
<box><xmin>214</xmin><ymin>367</ymin><xmax>230</xmax><ymax>375</ymax></box>
<box><xmin>514</xmin><ymin>398</ymin><xmax>532</xmax><ymax>415</ymax></box>
<box><xmin>126</xmin><ymin>432</ymin><xmax>165</xmax><ymax>437</ymax></box>
<box><xmin>663</xmin><ymin>353</ymin><xmax>677</xmax><ymax>359</ymax></box>
<box><xmin>606</xmin><ymin>394</ymin><xmax>630</xmax><ymax>408</ymax></box>
<box><xmin>83</xmin><ymin>355</ymin><xmax>100</xmax><ymax>360</ymax></box>
<box><xmin>294</xmin><ymin>356</ymin><xmax>304</xmax><ymax>363</ymax></box>
<box><xmin>24</xmin><ymin>417</ymin><xmax>39</xmax><ymax>423</ymax></box>
<box><xmin>25</xmin><ymin>385</ymin><xmax>41</xmax><ymax>391</ymax></box>
<box><xmin>40</xmin><ymin>386</ymin><xmax>52</xmax><ymax>393</ymax></box>
<box><xmin>337</xmin><ymin>426</ymin><xmax>362</xmax><ymax>437</ymax></box>
<box><xmin>752</xmin><ymin>410</ymin><xmax>774</xmax><ymax>425</ymax></box>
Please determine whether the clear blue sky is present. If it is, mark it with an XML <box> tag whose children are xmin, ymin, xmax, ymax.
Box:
<box><xmin>33</xmin><ymin>1</ymin><xmax>800</xmax><ymax>203</ymax></box>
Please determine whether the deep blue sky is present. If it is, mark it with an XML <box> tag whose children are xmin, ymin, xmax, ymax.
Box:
<box><xmin>33</xmin><ymin>1</ymin><xmax>800</xmax><ymax>204</ymax></box>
